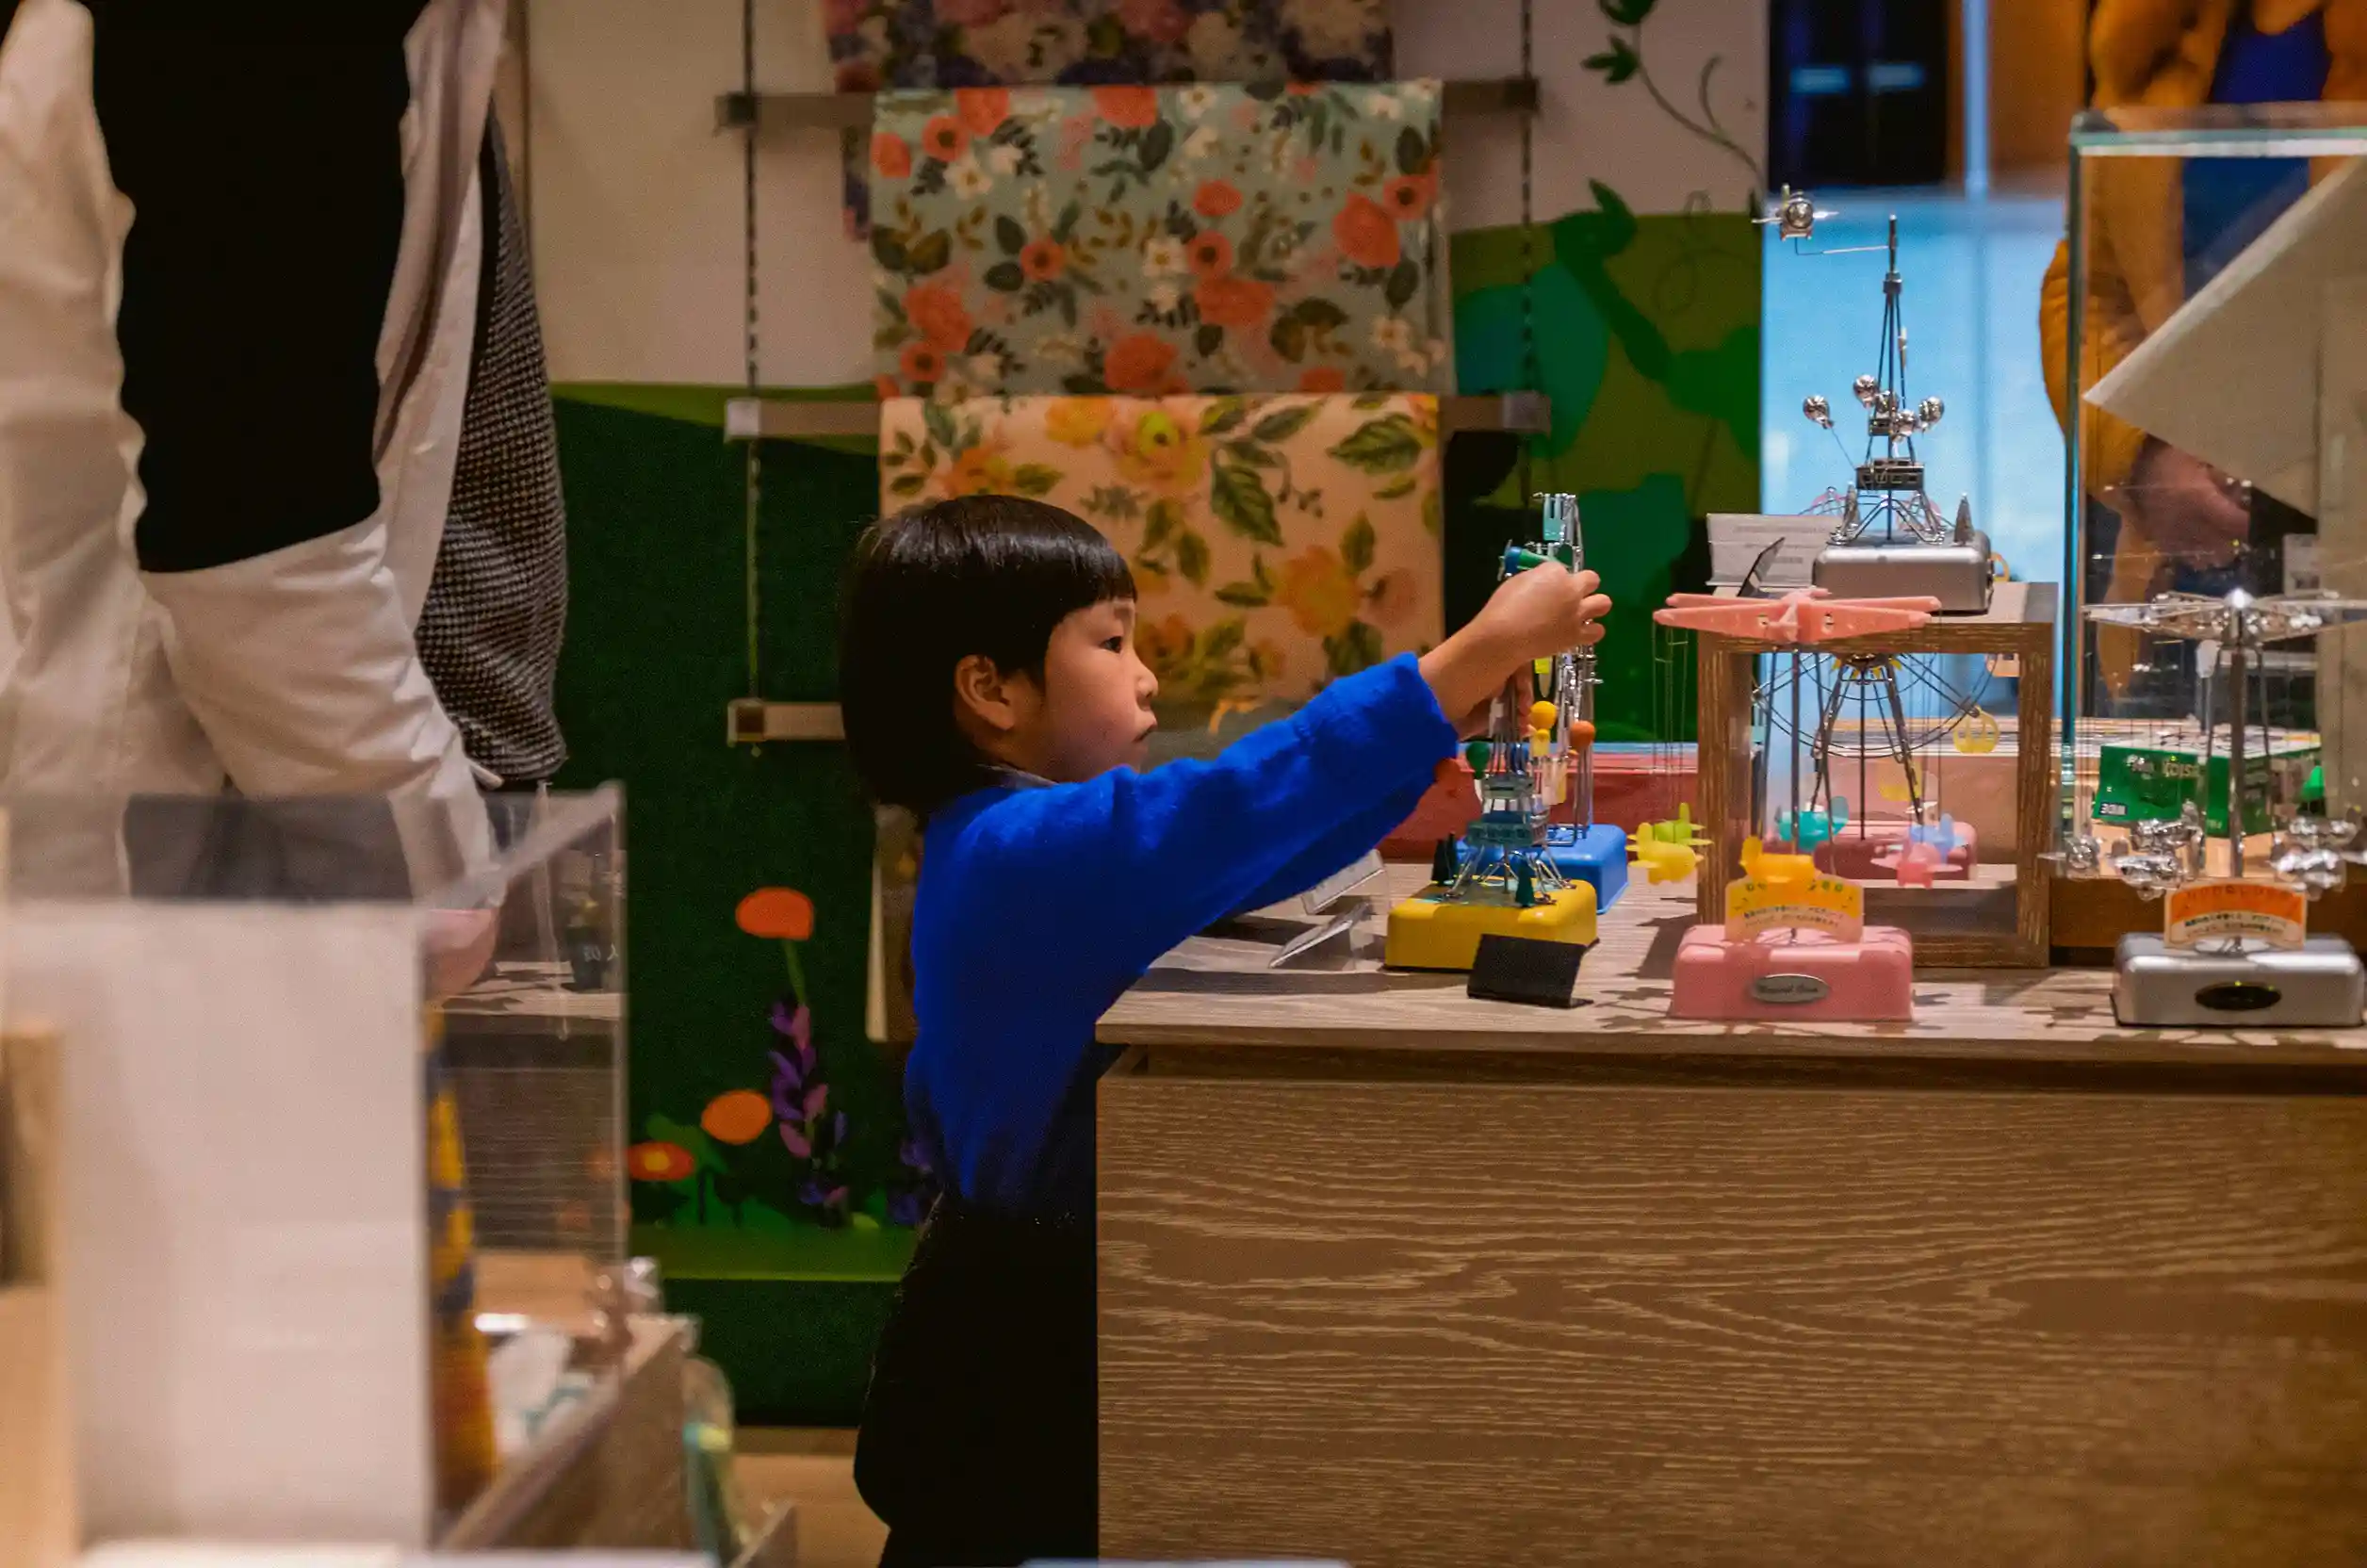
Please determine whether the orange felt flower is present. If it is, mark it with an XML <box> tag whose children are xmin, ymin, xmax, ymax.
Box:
<box><xmin>1186</xmin><ymin>231</ymin><xmax>1233</xmax><ymax>278</ymax></box>
<box><xmin>920</xmin><ymin>116</ymin><xmax>970</xmax><ymax>162</ymax></box>
<box><xmin>1194</xmin><ymin>273</ymin><xmax>1273</xmax><ymax>330</ymax></box>
<box><xmin>899</xmin><ymin>342</ymin><xmax>945</xmax><ymax>385</ymax></box>
<box><xmin>1276</xmin><ymin>547</ymin><xmax>1362</xmax><ymax>638</ymax></box>
<box><xmin>1298</xmin><ymin>366</ymin><xmax>1347</xmax><ymax>393</ymax></box>
<box><xmin>628</xmin><ymin>1141</ymin><xmax>695</xmax><ymax>1184</ymax></box>
<box><xmin>1193</xmin><ymin>179</ymin><xmax>1242</xmax><ymax>219</ymax></box>
<box><xmin>955</xmin><ymin>87</ymin><xmax>1012</xmax><ymax>137</ymax></box>
<box><xmin>701</xmin><ymin>1089</ymin><xmax>774</xmax><ymax>1146</ymax></box>
<box><xmin>1020</xmin><ymin>237</ymin><xmax>1067</xmax><ymax>281</ymax></box>
<box><xmin>872</xmin><ymin>133</ymin><xmax>913</xmax><ymax>179</ymax></box>
<box><xmin>873</xmin><ymin>373</ymin><xmax>901</xmax><ymax>400</ymax></box>
<box><xmin>1092</xmin><ymin>85</ymin><xmax>1161</xmax><ymax>128</ymax></box>
<box><xmin>1381</xmin><ymin>171</ymin><xmax>1436</xmax><ymax>222</ymax></box>
<box><xmin>903</xmin><ymin>283</ymin><xmax>972</xmax><ymax>351</ymax></box>
<box><xmin>1044</xmin><ymin>397</ymin><xmax>1115</xmax><ymax>447</ymax></box>
<box><xmin>737</xmin><ymin>887</ymin><xmax>815</xmax><ymax>939</ymax></box>
<box><xmin>1103</xmin><ymin>333</ymin><xmax>1180</xmax><ymax>394</ymax></box>
<box><xmin>945</xmin><ymin>444</ymin><xmax>1019</xmax><ymax>498</ymax></box>
<box><xmin>1332</xmin><ymin>192</ymin><xmax>1400</xmax><ymax>270</ymax></box>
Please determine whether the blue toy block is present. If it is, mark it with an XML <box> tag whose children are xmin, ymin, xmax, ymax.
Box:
<box><xmin>1461</xmin><ymin>821</ymin><xmax>1628</xmax><ymax>911</ymax></box>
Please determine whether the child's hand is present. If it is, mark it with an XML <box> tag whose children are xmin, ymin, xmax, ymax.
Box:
<box><xmin>1470</xmin><ymin>564</ymin><xmax>1610</xmax><ymax>665</ymax></box>
<box><xmin>1420</xmin><ymin>568</ymin><xmax>1611</xmax><ymax>732</ymax></box>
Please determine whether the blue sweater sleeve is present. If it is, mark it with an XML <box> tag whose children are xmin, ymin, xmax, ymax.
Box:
<box><xmin>952</xmin><ymin>654</ymin><xmax>1456</xmax><ymax>985</ymax></box>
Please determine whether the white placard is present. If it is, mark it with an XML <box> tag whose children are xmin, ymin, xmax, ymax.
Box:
<box><xmin>17</xmin><ymin>902</ymin><xmax>433</xmax><ymax>1545</ymax></box>
<box><xmin>1705</xmin><ymin>514</ymin><xmax>1831</xmax><ymax>590</ymax></box>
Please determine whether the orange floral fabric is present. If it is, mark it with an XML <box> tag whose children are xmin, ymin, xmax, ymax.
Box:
<box><xmin>881</xmin><ymin>393</ymin><xmax>1442</xmax><ymax>703</ymax></box>
<box><xmin>871</xmin><ymin>81</ymin><xmax>1450</xmax><ymax>400</ymax></box>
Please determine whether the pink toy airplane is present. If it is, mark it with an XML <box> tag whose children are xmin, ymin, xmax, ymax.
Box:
<box><xmin>1654</xmin><ymin>586</ymin><xmax>1942</xmax><ymax>645</ymax></box>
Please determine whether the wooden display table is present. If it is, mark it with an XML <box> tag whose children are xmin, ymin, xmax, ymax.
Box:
<box><xmin>1096</xmin><ymin>871</ymin><xmax>2367</xmax><ymax>1567</ymax></box>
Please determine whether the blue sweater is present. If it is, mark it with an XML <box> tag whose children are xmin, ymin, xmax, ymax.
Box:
<box><xmin>2183</xmin><ymin>6</ymin><xmax>2329</xmax><ymax>295</ymax></box>
<box><xmin>905</xmin><ymin>653</ymin><xmax>1459</xmax><ymax>1217</ymax></box>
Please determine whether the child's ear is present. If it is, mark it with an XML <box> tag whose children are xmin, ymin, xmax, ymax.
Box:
<box><xmin>952</xmin><ymin>653</ymin><xmax>1024</xmax><ymax>735</ymax></box>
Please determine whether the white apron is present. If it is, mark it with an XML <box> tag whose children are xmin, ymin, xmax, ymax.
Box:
<box><xmin>0</xmin><ymin>0</ymin><xmax>506</xmax><ymax>883</ymax></box>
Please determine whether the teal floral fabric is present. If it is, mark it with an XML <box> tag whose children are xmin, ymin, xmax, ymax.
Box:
<box><xmin>870</xmin><ymin>80</ymin><xmax>1451</xmax><ymax>400</ymax></box>
<box><xmin>828</xmin><ymin>0</ymin><xmax>1396</xmax><ymax>238</ymax></box>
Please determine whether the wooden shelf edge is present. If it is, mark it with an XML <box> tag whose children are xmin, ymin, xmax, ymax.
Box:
<box><xmin>723</xmin><ymin>392</ymin><xmax>1547</xmax><ymax>442</ymax></box>
<box><xmin>716</xmin><ymin>76</ymin><xmax>1538</xmax><ymax>133</ymax></box>
<box><xmin>727</xmin><ymin>699</ymin><xmax>845</xmax><ymax>745</ymax></box>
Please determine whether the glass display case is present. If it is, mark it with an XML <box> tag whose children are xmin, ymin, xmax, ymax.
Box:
<box><xmin>2059</xmin><ymin>104</ymin><xmax>2367</xmax><ymax>1020</ymax></box>
<box><xmin>4</xmin><ymin>786</ymin><xmax>627</xmax><ymax>1544</ymax></box>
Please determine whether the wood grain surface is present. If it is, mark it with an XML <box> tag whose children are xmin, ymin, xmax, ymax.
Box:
<box><xmin>1100</xmin><ymin>869</ymin><xmax>2367</xmax><ymax>1069</ymax></box>
<box><xmin>1098</xmin><ymin>1070</ymin><xmax>2367</xmax><ymax>1567</ymax></box>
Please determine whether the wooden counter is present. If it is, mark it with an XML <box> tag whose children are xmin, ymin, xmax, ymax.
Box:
<box><xmin>1095</xmin><ymin>871</ymin><xmax>2367</xmax><ymax>1567</ymax></box>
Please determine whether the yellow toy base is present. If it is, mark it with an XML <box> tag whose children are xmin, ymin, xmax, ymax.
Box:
<box><xmin>1383</xmin><ymin>884</ymin><xmax>1600</xmax><ymax>972</ymax></box>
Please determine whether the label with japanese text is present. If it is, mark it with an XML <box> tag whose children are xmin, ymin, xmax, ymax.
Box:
<box><xmin>2164</xmin><ymin>880</ymin><xmax>2307</xmax><ymax>951</ymax></box>
<box><xmin>1725</xmin><ymin>874</ymin><xmax>1865</xmax><ymax>942</ymax></box>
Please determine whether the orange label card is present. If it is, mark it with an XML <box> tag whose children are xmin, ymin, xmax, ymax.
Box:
<box><xmin>2164</xmin><ymin>880</ymin><xmax>2307</xmax><ymax>951</ymax></box>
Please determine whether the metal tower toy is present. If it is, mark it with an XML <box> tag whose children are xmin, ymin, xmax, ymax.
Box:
<box><xmin>1384</xmin><ymin>494</ymin><xmax>1605</xmax><ymax>972</ymax></box>
<box><xmin>1796</xmin><ymin>215</ymin><xmax>1993</xmax><ymax>612</ymax></box>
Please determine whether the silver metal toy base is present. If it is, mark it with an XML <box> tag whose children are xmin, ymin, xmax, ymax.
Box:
<box><xmin>1814</xmin><ymin>532</ymin><xmax>1993</xmax><ymax>612</ymax></box>
<box><xmin>2112</xmin><ymin>934</ymin><xmax>2366</xmax><ymax>1028</ymax></box>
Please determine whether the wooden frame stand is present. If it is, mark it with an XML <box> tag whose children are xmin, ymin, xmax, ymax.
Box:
<box><xmin>1692</xmin><ymin>580</ymin><xmax>2057</xmax><ymax>967</ymax></box>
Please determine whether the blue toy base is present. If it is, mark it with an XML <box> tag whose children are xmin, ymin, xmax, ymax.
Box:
<box><xmin>1460</xmin><ymin>822</ymin><xmax>1629</xmax><ymax>911</ymax></box>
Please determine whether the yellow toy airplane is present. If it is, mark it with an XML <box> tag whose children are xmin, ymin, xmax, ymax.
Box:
<box><xmin>1737</xmin><ymin>835</ymin><xmax>1818</xmax><ymax>890</ymax></box>
<box><xmin>1629</xmin><ymin>805</ymin><xmax>1710</xmax><ymax>884</ymax></box>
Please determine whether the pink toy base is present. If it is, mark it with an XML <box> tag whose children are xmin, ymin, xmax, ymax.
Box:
<box><xmin>1811</xmin><ymin>823</ymin><xmax>1978</xmax><ymax>881</ymax></box>
<box><xmin>1669</xmin><ymin>925</ymin><xmax>1915</xmax><ymax>1021</ymax></box>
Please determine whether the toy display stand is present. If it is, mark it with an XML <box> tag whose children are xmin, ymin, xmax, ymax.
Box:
<box><xmin>2114</xmin><ymin>933</ymin><xmax>2366</xmax><ymax>1026</ymax></box>
<box><xmin>1385</xmin><ymin>876</ymin><xmax>1598</xmax><ymax>972</ymax></box>
<box><xmin>2111</xmin><ymin>878</ymin><xmax>2366</xmax><ymax>1027</ymax></box>
<box><xmin>1671</xmin><ymin>924</ymin><xmax>1915</xmax><ymax>1021</ymax></box>
<box><xmin>1668</xmin><ymin>838</ymin><xmax>1914</xmax><ymax>1021</ymax></box>
<box><xmin>1467</xmin><ymin>820</ymin><xmax>1628</xmax><ymax>911</ymax></box>
<box><xmin>1814</xmin><ymin>817</ymin><xmax>1978</xmax><ymax>882</ymax></box>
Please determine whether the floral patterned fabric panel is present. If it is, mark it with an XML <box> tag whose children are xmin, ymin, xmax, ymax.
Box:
<box><xmin>871</xmin><ymin>81</ymin><xmax>1450</xmax><ymax>398</ymax></box>
<box><xmin>879</xmin><ymin>393</ymin><xmax>1442</xmax><ymax>703</ymax></box>
<box><xmin>828</xmin><ymin>0</ymin><xmax>1396</xmax><ymax>238</ymax></box>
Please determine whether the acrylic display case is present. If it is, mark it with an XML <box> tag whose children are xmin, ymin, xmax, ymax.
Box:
<box><xmin>2057</xmin><ymin>106</ymin><xmax>2367</xmax><ymax>949</ymax></box>
<box><xmin>1</xmin><ymin>787</ymin><xmax>626</xmax><ymax>1547</ymax></box>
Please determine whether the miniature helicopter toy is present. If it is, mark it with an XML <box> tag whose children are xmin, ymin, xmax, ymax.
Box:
<box><xmin>1386</xmin><ymin>493</ymin><xmax>1610</xmax><ymax>972</ymax></box>
<box><xmin>2073</xmin><ymin>586</ymin><xmax>2367</xmax><ymax>1026</ymax></box>
<box><xmin>1755</xmin><ymin>185</ymin><xmax>1838</xmax><ymax>247</ymax></box>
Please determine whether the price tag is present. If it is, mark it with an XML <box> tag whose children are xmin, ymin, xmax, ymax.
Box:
<box><xmin>2164</xmin><ymin>880</ymin><xmax>2307</xmax><ymax>951</ymax></box>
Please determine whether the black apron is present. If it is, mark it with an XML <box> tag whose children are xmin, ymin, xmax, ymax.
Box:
<box><xmin>854</xmin><ymin>1196</ymin><xmax>1098</xmax><ymax>1568</ymax></box>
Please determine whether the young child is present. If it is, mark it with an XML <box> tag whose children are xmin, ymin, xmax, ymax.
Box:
<box><xmin>840</xmin><ymin>495</ymin><xmax>1608</xmax><ymax>1568</ymax></box>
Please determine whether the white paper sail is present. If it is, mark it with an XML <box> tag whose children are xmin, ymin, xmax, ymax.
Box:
<box><xmin>2085</xmin><ymin>155</ymin><xmax>2367</xmax><ymax>516</ymax></box>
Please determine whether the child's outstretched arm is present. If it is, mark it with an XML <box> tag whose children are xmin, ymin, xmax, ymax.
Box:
<box><xmin>953</xmin><ymin>567</ymin><xmax>1608</xmax><ymax>988</ymax></box>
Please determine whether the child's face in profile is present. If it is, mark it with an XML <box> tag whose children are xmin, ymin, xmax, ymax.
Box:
<box><xmin>1022</xmin><ymin>596</ymin><xmax>1159</xmax><ymax>781</ymax></box>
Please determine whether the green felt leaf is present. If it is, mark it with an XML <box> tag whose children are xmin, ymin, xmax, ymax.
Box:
<box><xmin>1209</xmin><ymin>458</ymin><xmax>1281</xmax><ymax>545</ymax></box>
<box><xmin>1250</xmin><ymin>404</ymin><xmax>1317</xmax><ymax>444</ymax></box>
<box><xmin>1327</xmin><ymin>413</ymin><xmax>1423</xmax><ymax>475</ymax></box>
<box><xmin>1341</xmin><ymin>512</ymin><xmax>1376</xmax><ymax>574</ymax></box>
<box><xmin>1176</xmin><ymin>530</ymin><xmax>1212</xmax><ymax>586</ymax></box>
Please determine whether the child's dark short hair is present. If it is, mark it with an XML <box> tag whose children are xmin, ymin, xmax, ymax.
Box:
<box><xmin>841</xmin><ymin>495</ymin><xmax>1135</xmax><ymax>815</ymax></box>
